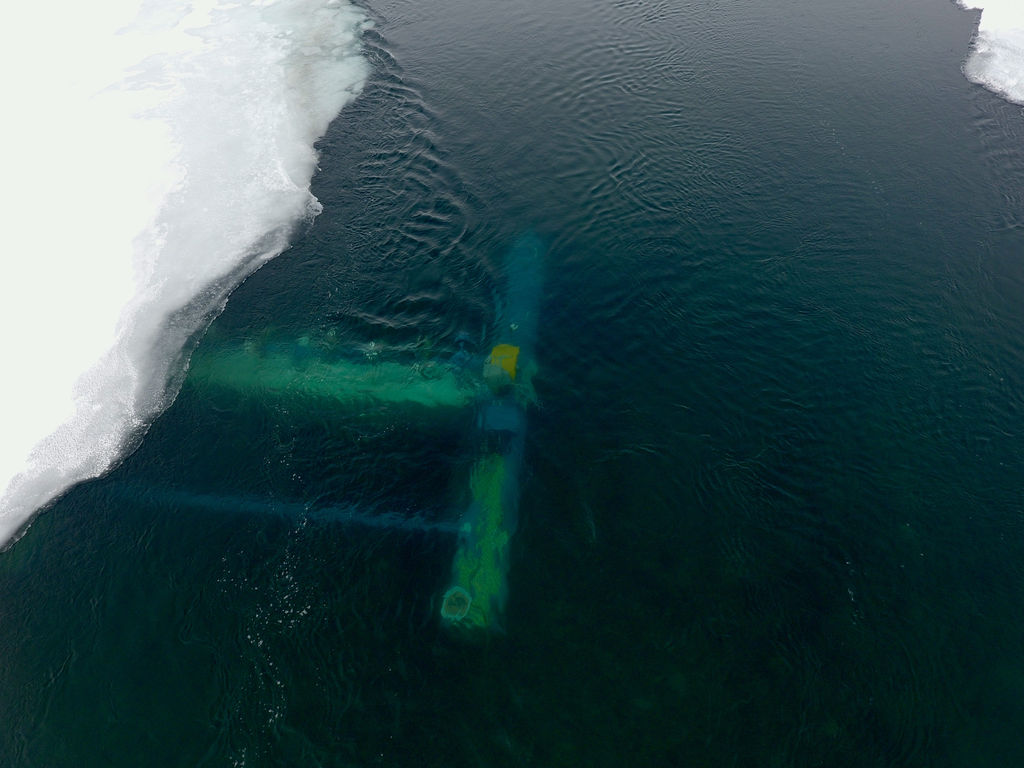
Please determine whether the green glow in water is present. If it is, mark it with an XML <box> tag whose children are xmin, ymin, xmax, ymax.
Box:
<box><xmin>187</xmin><ymin>343</ymin><xmax>479</xmax><ymax>410</ymax></box>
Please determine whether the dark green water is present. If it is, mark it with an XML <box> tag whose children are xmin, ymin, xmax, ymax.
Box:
<box><xmin>4</xmin><ymin>0</ymin><xmax>1024</xmax><ymax>765</ymax></box>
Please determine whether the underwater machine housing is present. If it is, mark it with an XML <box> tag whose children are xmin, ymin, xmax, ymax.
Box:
<box><xmin>140</xmin><ymin>233</ymin><xmax>545</xmax><ymax>633</ymax></box>
<box><xmin>439</xmin><ymin>232</ymin><xmax>543</xmax><ymax>631</ymax></box>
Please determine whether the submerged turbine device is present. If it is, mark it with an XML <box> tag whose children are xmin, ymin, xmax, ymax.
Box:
<box><xmin>162</xmin><ymin>232</ymin><xmax>545</xmax><ymax>632</ymax></box>
<box><xmin>440</xmin><ymin>232</ymin><xmax>543</xmax><ymax>631</ymax></box>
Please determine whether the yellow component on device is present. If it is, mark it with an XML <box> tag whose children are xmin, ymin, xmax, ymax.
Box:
<box><xmin>489</xmin><ymin>344</ymin><xmax>520</xmax><ymax>380</ymax></box>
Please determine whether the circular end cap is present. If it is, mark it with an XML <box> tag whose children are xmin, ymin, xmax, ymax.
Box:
<box><xmin>441</xmin><ymin>586</ymin><xmax>472</xmax><ymax>621</ymax></box>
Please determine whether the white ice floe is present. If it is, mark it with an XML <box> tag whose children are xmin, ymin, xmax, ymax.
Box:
<box><xmin>0</xmin><ymin>0</ymin><xmax>370</xmax><ymax>546</ymax></box>
<box><xmin>958</xmin><ymin>0</ymin><xmax>1024</xmax><ymax>104</ymax></box>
